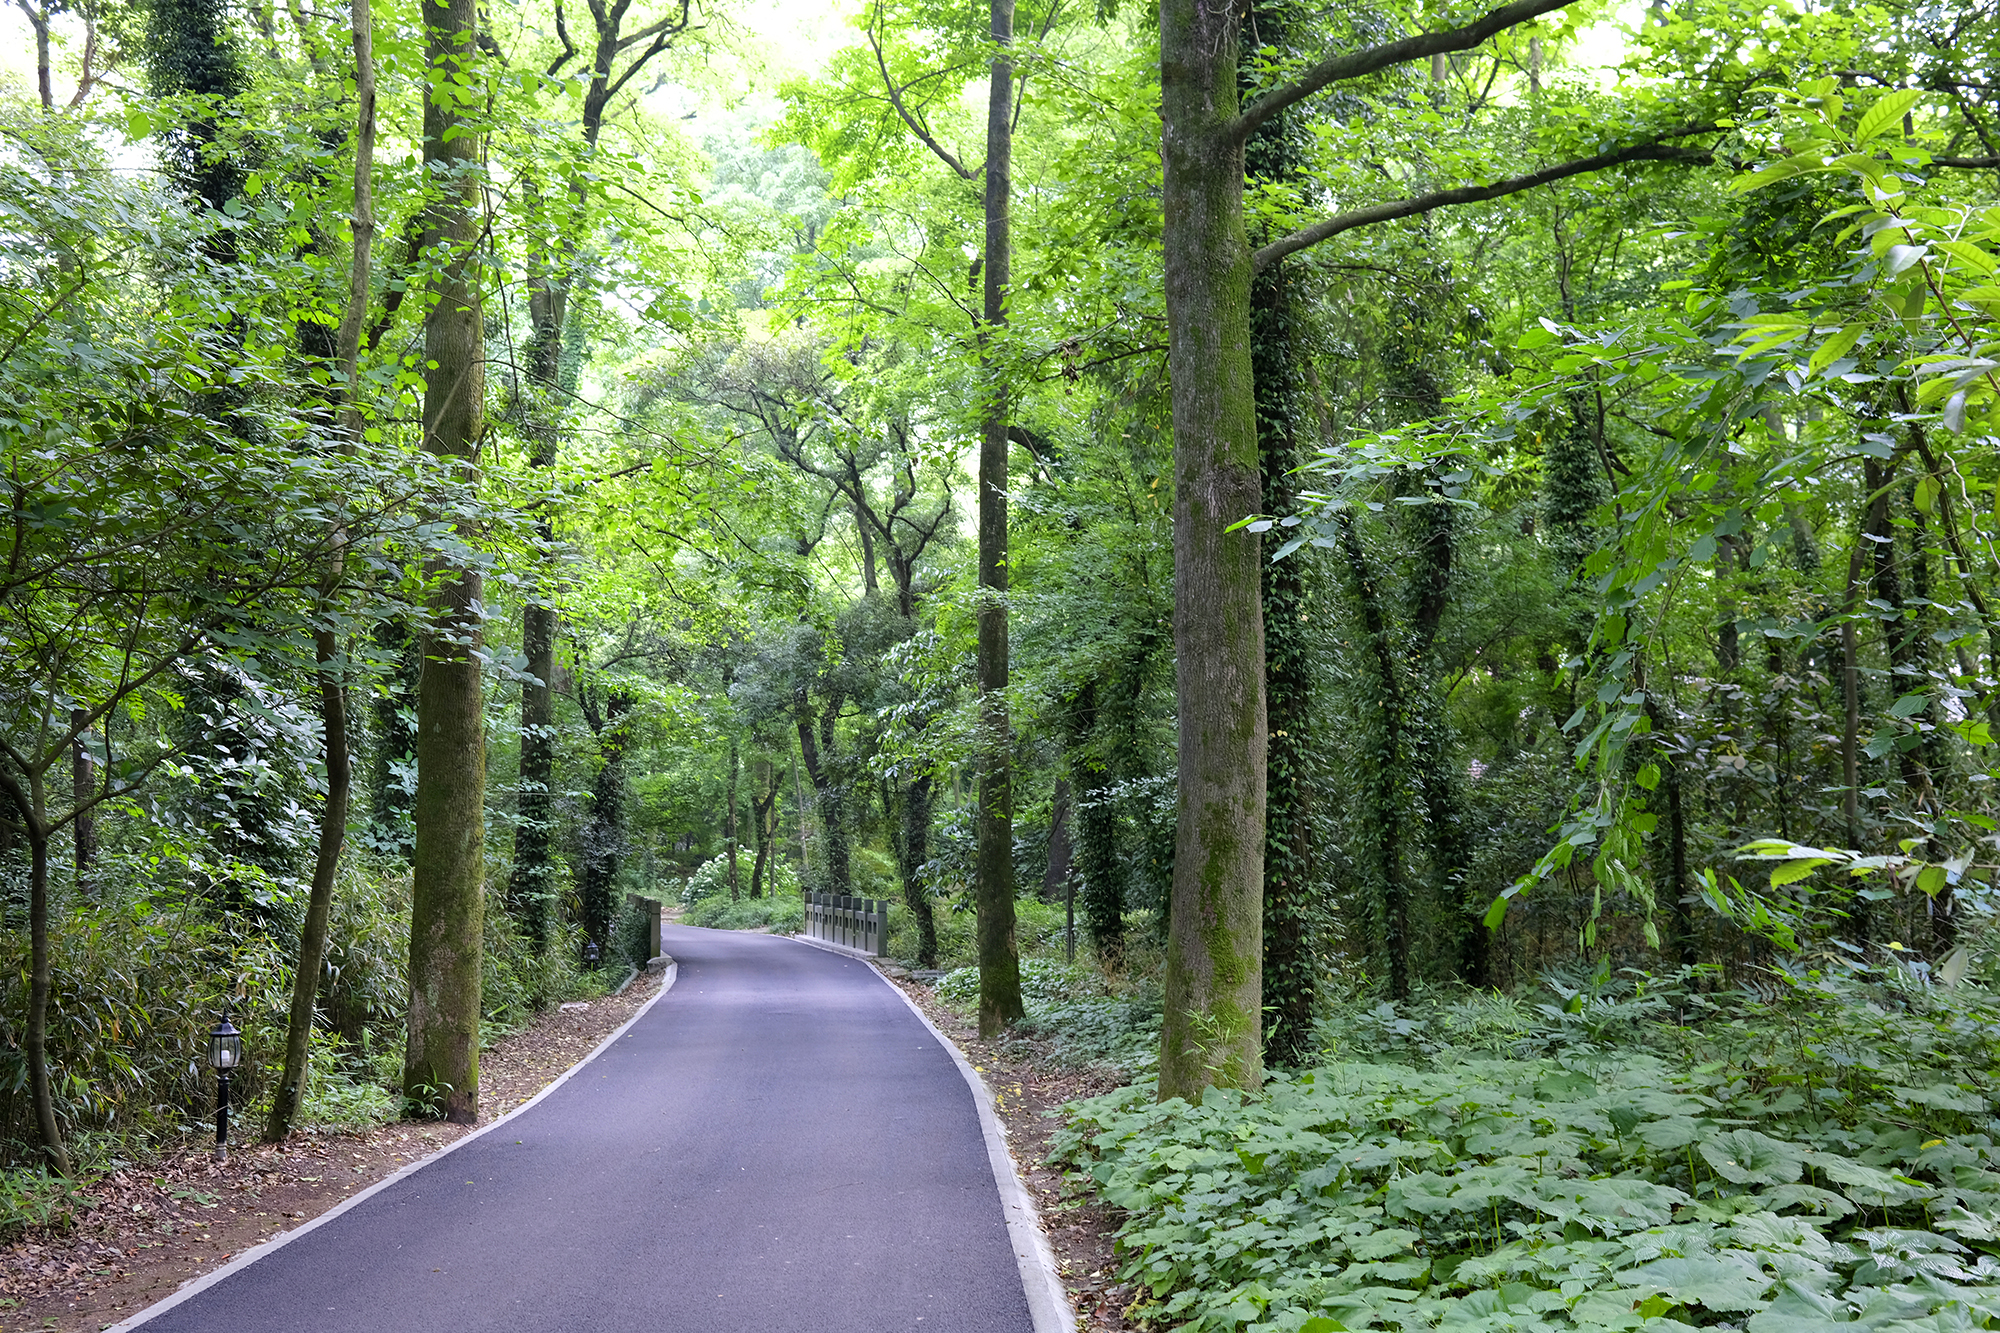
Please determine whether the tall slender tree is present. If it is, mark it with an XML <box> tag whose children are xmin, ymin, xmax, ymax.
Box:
<box><xmin>975</xmin><ymin>0</ymin><xmax>1025</xmax><ymax>1037</ymax></box>
<box><xmin>405</xmin><ymin>0</ymin><xmax>488</xmax><ymax>1124</ymax></box>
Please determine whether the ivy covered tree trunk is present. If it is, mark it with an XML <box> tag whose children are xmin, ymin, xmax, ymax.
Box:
<box><xmin>796</xmin><ymin>694</ymin><xmax>850</xmax><ymax>893</ymax></box>
<box><xmin>1340</xmin><ymin>514</ymin><xmax>1410</xmax><ymax>999</ymax></box>
<box><xmin>975</xmin><ymin>0</ymin><xmax>1024</xmax><ymax>1038</ymax></box>
<box><xmin>513</xmin><ymin>594</ymin><xmax>556</xmax><ymax>945</ymax></box>
<box><xmin>404</xmin><ymin>0</ymin><xmax>486</xmax><ymax>1125</ymax></box>
<box><xmin>898</xmin><ymin>771</ymin><xmax>940</xmax><ymax>968</ymax></box>
<box><xmin>1158</xmin><ymin>0</ymin><xmax>1266</xmax><ymax>1099</ymax></box>
<box><xmin>1245</xmin><ymin>0</ymin><xmax>1315</xmax><ymax>1066</ymax></box>
<box><xmin>580</xmin><ymin>689</ymin><xmax>634</xmax><ymax>948</ymax></box>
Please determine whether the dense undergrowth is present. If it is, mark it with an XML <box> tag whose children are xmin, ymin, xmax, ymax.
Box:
<box><xmin>1055</xmin><ymin>962</ymin><xmax>2000</xmax><ymax>1331</ymax></box>
<box><xmin>0</xmin><ymin>853</ymin><xmax>614</xmax><ymax>1218</ymax></box>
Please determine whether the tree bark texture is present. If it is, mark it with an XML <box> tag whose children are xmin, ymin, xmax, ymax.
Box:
<box><xmin>513</xmin><ymin>596</ymin><xmax>556</xmax><ymax>946</ymax></box>
<box><xmin>405</xmin><ymin>0</ymin><xmax>486</xmax><ymax>1125</ymax></box>
<box><xmin>975</xmin><ymin>0</ymin><xmax>1023</xmax><ymax>1038</ymax></box>
<box><xmin>1157</xmin><ymin>0</ymin><xmax>1266</xmax><ymax>1099</ymax></box>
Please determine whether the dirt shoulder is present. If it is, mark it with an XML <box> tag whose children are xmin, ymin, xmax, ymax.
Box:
<box><xmin>2</xmin><ymin>969</ymin><xmax>663</xmax><ymax>1333</ymax></box>
<box><xmin>887</xmin><ymin>971</ymin><xmax>1142</xmax><ymax>1333</ymax></box>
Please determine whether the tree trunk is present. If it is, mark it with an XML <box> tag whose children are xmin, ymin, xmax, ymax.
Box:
<box><xmin>795</xmin><ymin>699</ymin><xmax>849</xmax><ymax>893</ymax></box>
<box><xmin>513</xmin><ymin>598</ymin><xmax>556</xmax><ymax>946</ymax></box>
<box><xmin>405</xmin><ymin>0</ymin><xmax>485</xmax><ymax>1125</ymax></box>
<box><xmin>69</xmin><ymin>708</ymin><xmax>94</xmax><ymax>889</ymax></box>
<box><xmin>0</xmin><ymin>765</ymin><xmax>69</xmax><ymax>1173</ymax></box>
<box><xmin>900</xmin><ymin>772</ymin><xmax>940</xmax><ymax>969</ymax></box>
<box><xmin>749</xmin><ymin>759</ymin><xmax>773</xmax><ymax>899</ymax></box>
<box><xmin>267</xmin><ymin>628</ymin><xmax>350</xmax><ymax>1140</ymax></box>
<box><xmin>1340</xmin><ymin>514</ymin><xmax>1409</xmax><ymax>999</ymax></box>
<box><xmin>726</xmin><ymin>734</ymin><xmax>740</xmax><ymax>902</ymax></box>
<box><xmin>1244</xmin><ymin>0</ymin><xmax>1315</xmax><ymax>1062</ymax></box>
<box><xmin>18</xmin><ymin>0</ymin><xmax>53</xmax><ymax>112</ymax></box>
<box><xmin>579</xmin><ymin>692</ymin><xmax>632</xmax><ymax>947</ymax></box>
<box><xmin>1043</xmin><ymin>777</ymin><xmax>1074</xmax><ymax>901</ymax></box>
<box><xmin>1157</xmin><ymin>0</ymin><xmax>1265</xmax><ymax>1098</ymax></box>
<box><xmin>974</xmin><ymin>0</ymin><xmax>1023</xmax><ymax>1038</ymax></box>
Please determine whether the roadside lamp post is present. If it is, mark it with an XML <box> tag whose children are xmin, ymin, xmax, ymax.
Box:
<box><xmin>209</xmin><ymin>1007</ymin><xmax>242</xmax><ymax>1162</ymax></box>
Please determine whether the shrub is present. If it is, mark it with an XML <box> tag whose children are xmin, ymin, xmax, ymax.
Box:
<box><xmin>681</xmin><ymin>855</ymin><xmax>798</xmax><ymax>906</ymax></box>
<box><xmin>684</xmin><ymin>894</ymin><xmax>804</xmax><ymax>932</ymax></box>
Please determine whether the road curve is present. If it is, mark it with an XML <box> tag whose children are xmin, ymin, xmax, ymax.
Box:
<box><xmin>125</xmin><ymin>925</ymin><xmax>1037</xmax><ymax>1333</ymax></box>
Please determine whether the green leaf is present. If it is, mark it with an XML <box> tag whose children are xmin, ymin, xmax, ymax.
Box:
<box><xmin>1769</xmin><ymin>858</ymin><xmax>1831</xmax><ymax>887</ymax></box>
<box><xmin>1621</xmin><ymin>1254</ymin><xmax>1774</xmax><ymax>1312</ymax></box>
<box><xmin>1855</xmin><ymin>88</ymin><xmax>1923</xmax><ymax>144</ymax></box>
<box><xmin>1808</xmin><ymin>323</ymin><xmax>1864</xmax><ymax>375</ymax></box>
<box><xmin>1700</xmin><ymin>1129</ymin><xmax>1806</xmax><ymax>1185</ymax></box>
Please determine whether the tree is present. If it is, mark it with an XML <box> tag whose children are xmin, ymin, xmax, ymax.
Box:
<box><xmin>266</xmin><ymin>0</ymin><xmax>378</xmax><ymax>1143</ymax></box>
<box><xmin>1151</xmin><ymin>0</ymin><xmax>1729</xmax><ymax>1098</ymax></box>
<box><xmin>404</xmin><ymin>0</ymin><xmax>488</xmax><ymax>1124</ymax></box>
<box><xmin>508</xmin><ymin>0</ymin><xmax>695</xmax><ymax>952</ymax></box>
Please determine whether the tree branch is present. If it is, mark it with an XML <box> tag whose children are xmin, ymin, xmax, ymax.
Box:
<box><xmin>1935</xmin><ymin>155</ymin><xmax>2000</xmax><ymax>169</ymax></box>
<box><xmin>1233</xmin><ymin>0</ymin><xmax>1587</xmax><ymax>144</ymax></box>
<box><xmin>1252</xmin><ymin>136</ymin><xmax>1714</xmax><ymax>274</ymax></box>
<box><xmin>868</xmin><ymin>3</ymin><xmax>975</xmax><ymax>180</ymax></box>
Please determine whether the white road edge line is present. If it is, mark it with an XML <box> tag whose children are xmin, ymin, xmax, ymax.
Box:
<box><xmin>104</xmin><ymin>959</ymin><xmax>681</xmax><ymax>1332</ymax></box>
<box><xmin>791</xmin><ymin>934</ymin><xmax>1078</xmax><ymax>1333</ymax></box>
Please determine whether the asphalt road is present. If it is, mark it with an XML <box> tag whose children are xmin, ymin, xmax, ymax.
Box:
<box><xmin>131</xmin><ymin>926</ymin><xmax>1036</xmax><ymax>1332</ymax></box>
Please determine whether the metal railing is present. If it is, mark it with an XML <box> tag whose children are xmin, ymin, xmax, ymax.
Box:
<box><xmin>804</xmin><ymin>893</ymin><xmax>890</xmax><ymax>957</ymax></box>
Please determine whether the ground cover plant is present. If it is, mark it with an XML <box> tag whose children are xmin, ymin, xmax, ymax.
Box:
<box><xmin>1055</xmin><ymin>964</ymin><xmax>2000</xmax><ymax>1331</ymax></box>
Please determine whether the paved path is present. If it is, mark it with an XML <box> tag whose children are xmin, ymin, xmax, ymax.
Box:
<box><xmin>124</xmin><ymin>926</ymin><xmax>1039</xmax><ymax>1333</ymax></box>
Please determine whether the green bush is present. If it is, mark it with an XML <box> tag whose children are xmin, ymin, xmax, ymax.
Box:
<box><xmin>0</xmin><ymin>1167</ymin><xmax>86</xmax><ymax>1240</ymax></box>
<box><xmin>294</xmin><ymin>1038</ymin><xmax>399</xmax><ymax>1133</ymax></box>
<box><xmin>680</xmin><ymin>855</ymin><xmax>798</xmax><ymax>906</ymax></box>
<box><xmin>684</xmin><ymin>894</ymin><xmax>804</xmax><ymax>932</ymax></box>
<box><xmin>931</xmin><ymin>956</ymin><xmax>1162</xmax><ymax>1074</ymax></box>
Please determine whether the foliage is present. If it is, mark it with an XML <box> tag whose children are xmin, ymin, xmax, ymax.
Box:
<box><xmin>1057</xmin><ymin>967</ymin><xmax>2000</xmax><ymax>1331</ymax></box>
<box><xmin>682</xmin><ymin>894</ymin><xmax>805</xmax><ymax>932</ymax></box>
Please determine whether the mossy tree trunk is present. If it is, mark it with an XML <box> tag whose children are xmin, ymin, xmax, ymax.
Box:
<box><xmin>1157</xmin><ymin>0</ymin><xmax>1267</xmax><ymax>1100</ymax></box>
<box><xmin>404</xmin><ymin>0</ymin><xmax>486</xmax><ymax>1125</ymax></box>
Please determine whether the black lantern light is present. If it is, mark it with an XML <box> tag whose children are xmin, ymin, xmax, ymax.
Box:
<box><xmin>209</xmin><ymin>1006</ymin><xmax>241</xmax><ymax>1160</ymax></box>
<box><xmin>584</xmin><ymin>940</ymin><xmax>600</xmax><ymax>968</ymax></box>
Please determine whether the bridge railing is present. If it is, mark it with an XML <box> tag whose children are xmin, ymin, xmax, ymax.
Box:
<box><xmin>804</xmin><ymin>892</ymin><xmax>890</xmax><ymax>957</ymax></box>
